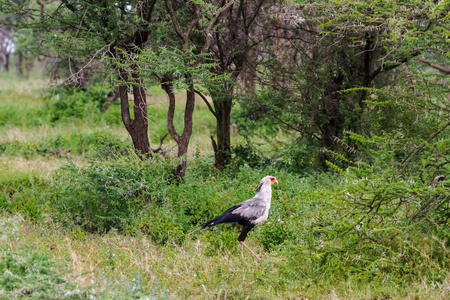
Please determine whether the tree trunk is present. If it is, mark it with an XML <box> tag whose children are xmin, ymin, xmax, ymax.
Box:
<box><xmin>209</xmin><ymin>82</ymin><xmax>234</xmax><ymax>169</ymax></box>
<box><xmin>318</xmin><ymin>72</ymin><xmax>344</xmax><ymax>167</ymax></box>
<box><xmin>119</xmin><ymin>82</ymin><xmax>151</xmax><ymax>158</ymax></box>
<box><xmin>70</xmin><ymin>58</ymin><xmax>88</xmax><ymax>88</ymax></box>
<box><xmin>4</xmin><ymin>53</ymin><xmax>9</xmax><ymax>72</ymax></box>
<box><xmin>212</xmin><ymin>95</ymin><xmax>232</xmax><ymax>169</ymax></box>
<box><xmin>161</xmin><ymin>75</ymin><xmax>196</xmax><ymax>179</ymax></box>
<box><xmin>16</xmin><ymin>52</ymin><xmax>23</xmax><ymax>77</ymax></box>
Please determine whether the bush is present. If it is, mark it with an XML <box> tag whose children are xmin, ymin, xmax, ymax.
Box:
<box><xmin>50</xmin><ymin>155</ymin><xmax>174</xmax><ymax>234</ymax></box>
<box><xmin>0</xmin><ymin>169</ymin><xmax>50</xmax><ymax>219</ymax></box>
<box><xmin>0</xmin><ymin>100</ymin><xmax>44</xmax><ymax>127</ymax></box>
<box><xmin>45</xmin><ymin>84</ymin><xmax>118</xmax><ymax>124</ymax></box>
<box><xmin>257</xmin><ymin>221</ymin><xmax>290</xmax><ymax>250</ymax></box>
<box><xmin>0</xmin><ymin>130</ymin><xmax>129</xmax><ymax>159</ymax></box>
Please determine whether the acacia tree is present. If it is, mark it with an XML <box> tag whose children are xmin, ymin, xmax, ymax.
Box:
<box><xmin>194</xmin><ymin>0</ymin><xmax>273</xmax><ymax>169</ymax></box>
<box><xmin>60</xmin><ymin>0</ymin><xmax>158</xmax><ymax>157</ymax></box>
<box><xmin>243</xmin><ymin>0</ymin><xmax>450</xmax><ymax>169</ymax></box>
<box><xmin>1</xmin><ymin>0</ymin><xmax>158</xmax><ymax>156</ymax></box>
<box><xmin>140</xmin><ymin>0</ymin><xmax>234</xmax><ymax>177</ymax></box>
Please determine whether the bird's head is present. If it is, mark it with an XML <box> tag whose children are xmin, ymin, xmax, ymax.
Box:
<box><xmin>255</xmin><ymin>176</ymin><xmax>278</xmax><ymax>192</ymax></box>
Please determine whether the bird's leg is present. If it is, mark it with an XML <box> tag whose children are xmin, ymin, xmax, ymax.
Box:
<box><xmin>240</xmin><ymin>242</ymin><xmax>244</xmax><ymax>260</ymax></box>
<box><xmin>240</xmin><ymin>241</ymin><xmax>260</xmax><ymax>261</ymax></box>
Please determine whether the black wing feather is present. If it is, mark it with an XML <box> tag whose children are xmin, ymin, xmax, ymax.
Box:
<box><xmin>201</xmin><ymin>204</ymin><xmax>247</xmax><ymax>228</ymax></box>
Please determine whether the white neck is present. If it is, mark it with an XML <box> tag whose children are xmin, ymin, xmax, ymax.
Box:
<box><xmin>252</xmin><ymin>182</ymin><xmax>273</xmax><ymax>225</ymax></box>
<box><xmin>256</xmin><ymin>183</ymin><xmax>272</xmax><ymax>201</ymax></box>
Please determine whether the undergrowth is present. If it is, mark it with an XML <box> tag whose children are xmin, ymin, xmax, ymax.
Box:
<box><xmin>1</xmin><ymin>150</ymin><xmax>450</xmax><ymax>298</ymax></box>
<box><xmin>1</xmin><ymin>74</ymin><xmax>449</xmax><ymax>298</ymax></box>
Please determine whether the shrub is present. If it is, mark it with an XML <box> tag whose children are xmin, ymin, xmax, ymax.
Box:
<box><xmin>45</xmin><ymin>84</ymin><xmax>116</xmax><ymax>124</ymax></box>
<box><xmin>50</xmin><ymin>155</ymin><xmax>174</xmax><ymax>234</ymax></box>
<box><xmin>257</xmin><ymin>221</ymin><xmax>290</xmax><ymax>250</ymax></box>
<box><xmin>0</xmin><ymin>130</ymin><xmax>129</xmax><ymax>159</ymax></box>
<box><xmin>0</xmin><ymin>169</ymin><xmax>50</xmax><ymax>219</ymax></box>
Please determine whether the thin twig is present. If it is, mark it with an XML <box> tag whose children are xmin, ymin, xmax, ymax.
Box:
<box><xmin>401</xmin><ymin>121</ymin><xmax>450</xmax><ymax>174</ymax></box>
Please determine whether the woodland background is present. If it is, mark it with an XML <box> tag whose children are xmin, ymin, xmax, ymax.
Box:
<box><xmin>0</xmin><ymin>0</ymin><xmax>449</xmax><ymax>298</ymax></box>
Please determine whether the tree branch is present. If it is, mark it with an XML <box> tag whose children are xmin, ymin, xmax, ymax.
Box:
<box><xmin>401</xmin><ymin>121</ymin><xmax>450</xmax><ymax>174</ymax></box>
<box><xmin>184</xmin><ymin>4</ymin><xmax>201</xmax><ymax>49</ymax></box>
<box><xmin>201</xmin><ymin>0</ymin><xmax>236</xmax><ymax>54</ymax></box>
<box><xmin>370</xmin><ymin>50</ymin><xmax>421</xmax><ymax>81</ymax></box>
<box><xmin>161</xmin><ymin>76</ymin><xmax>181</xmax><ymax>143</ymax></box>
<box><xmin>152</xmin><ymin>133</ymin><xmax>169</xmax><ymax>155</ymax></box>
<box><xmin>194</xmin><ymin>89</ymin><xmax>217</xmax><ymax>117</ymax></box>
<box><xmin>420</xmin><ymin>57</ymin><xmax>450</xmax><ymax>74</ymax></box>
<box><xmin>164</xmin><ymin>0</ymin><xmax>185</xmax><ymax>44</ymax></box>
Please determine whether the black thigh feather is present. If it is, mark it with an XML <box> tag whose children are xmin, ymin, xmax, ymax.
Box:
<box><xmin>238</xmin><ymin>222</ymin><xmax>255</xmax><ymax>242</ymax></box>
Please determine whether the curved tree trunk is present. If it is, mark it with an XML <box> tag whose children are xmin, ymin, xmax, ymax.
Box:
<box><xmin>119</xmin><ymin>80</ymin><xmax>151</xmax><ymax>158</ymax></box>
<box><xmin>161</xmin><ymin>75</ymin><xmax>195</xmax><ymax>179</ymax></box>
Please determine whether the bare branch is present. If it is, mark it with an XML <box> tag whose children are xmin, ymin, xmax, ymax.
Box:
<box><xmin>194</xmin><ymin>89</ymin><xmax>217</xmax><ymax>117</ymax></box>
<box><xmin>164</xmin><ymin>0</ymin><xmax>186</xmax><ymax>44</ymax></box>
<box><xmin>184</xmin><ymin>4</ymin><xmax>201</xmax><ymax>48</ymax></box>
<box><xmin>201</xmin><ymin>0</ymin><xmax>236</xmax><ymax>54</ymax></box>
<box><xmin>420</xmin><ymin>57</ymin><xmax>450</xmax><ymax>74</ymax></box>
<box><xmin>152</xmin><ymin>133</ymin><xmax>169</xmax><ymax>155</ymax></box>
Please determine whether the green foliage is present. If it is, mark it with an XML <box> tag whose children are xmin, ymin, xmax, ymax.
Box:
<box><xmin>0</xmin><ymin>166</ymin><xmax>49</xmax><ymax>219</ymax></box>
<box><xmin>231</xmin><ymin>145</ymin><xmax>270</xmax><ymax>169</ymax></box>
<box><xmin>0</xmin><ymin>216</ymin><xmax>88</xmax><ymax>299</ymax></box>
<box><xmin>0</xmin><ymin>90</ymin><xmax>44</xmax><ymax>127</ymax></box>
<box><xmin>1</xmin><ymin>0</ymin><xmax>450</xmax><ymax>297</ymax></box>
<box><xmin>46</xmin><ymin>155</ymin><xmax>287</xmax><ymax>244</ymax></box>
<box><xmin>1</xmin><ymin>152</ymin><xmax>450</xmax><ymax>298</ymax></box>
<box><xmin>45</xmin><ymin>84</ymin><xmax>120</xmax><ymax>124</ymax></box>
<box><xmin>0</xmin><ymin>130</ymin><xmax>128</xmax><ymax>159</ymax></box>
<box><xmin>344</xmin><ymin>127</ymin><xmax>450</xmax><ymax>228</ymax></box>
<box><xmin>1</xmin><ymin>249</ymin><xmax>70</xmax><ymax>297</ymax></box>
<box><xmin>50</xmin><ymin>155</ymin><xmax>173</xmax><ymax>234</ymax></box>
<box><xmin>0</xmin><ymin>214</ymin><xmax>171</xmax><ymax>299</ymax></box>
<box><xmin>257</xmin><ymin>221</ymin><xmax>291</xmax><ymax>250</ymax></box>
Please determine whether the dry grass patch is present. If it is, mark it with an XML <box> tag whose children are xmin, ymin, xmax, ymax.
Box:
<box><xmin>0</xmin><ymin>156</ymin><xmax>86</xmax><ymax>179</ymax></box>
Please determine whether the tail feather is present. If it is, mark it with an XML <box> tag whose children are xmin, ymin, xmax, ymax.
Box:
<box><xmin>201</xmin><ymin>204</ymin><xmax>244</xmax><ymax>228</ymax></box>
<box><xmin>188</xmin><ymin>204</ymin><xmax>245</xmax><ymax>236</ymax></box>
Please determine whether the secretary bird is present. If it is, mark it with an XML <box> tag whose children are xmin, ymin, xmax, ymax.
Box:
<box><xmin>191</xmin><ymin>176</ymin><xmax>278</xmax><ymax>261</ymax></box>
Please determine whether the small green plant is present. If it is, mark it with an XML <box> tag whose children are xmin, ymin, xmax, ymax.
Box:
<box><xmin>257</xmin><ymin>221</ymin><xmax>290</xmax><ymax>250</ymax></box>
<box><xmin>0</xmin><ymin>216</ymin><xmax>93</xmax><ymax>299</ymax></box>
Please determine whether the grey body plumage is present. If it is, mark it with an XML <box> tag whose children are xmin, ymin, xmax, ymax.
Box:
<box><xmin>198</xmin><ymin>175</ymin><xmax>278</xmax><ymax>261</ymax></box>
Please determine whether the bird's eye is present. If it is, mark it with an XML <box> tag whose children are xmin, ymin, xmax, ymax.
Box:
<box><xmin>270</xmin><ymin>177</ymin><xmax>276</xmax><ymax>182</ymax></box>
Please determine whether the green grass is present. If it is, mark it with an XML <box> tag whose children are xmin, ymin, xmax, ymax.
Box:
<box><xmin>1</xmin><ymin>74</ymin><xmax>450</xmax><ymax>299</ymax></box>
<box><xmin>1</xmin><ymin>155</ymin><xmax>449</xmax><ymax>298</ymax></box>
<box><xmin>1</xmin><ymin>199</ymin><xmax>449</xmax><ymax>299</ymax></box>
